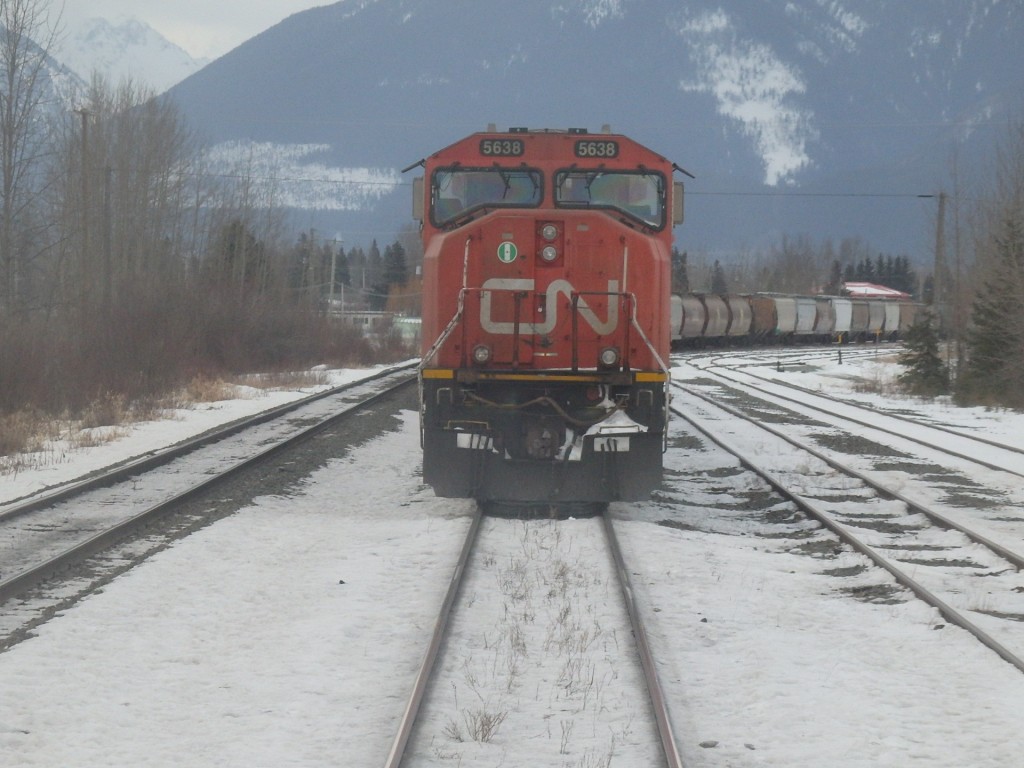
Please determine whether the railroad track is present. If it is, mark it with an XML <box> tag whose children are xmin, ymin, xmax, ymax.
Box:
<box><xmin>670</xmin><ymin>385</ymin><xmax>1024</xmax><ymax>674</ymax></box>
<box><xmin>673</xmin><ymin>343</ymin><xmax>893</xmax><ymax>371</ymax></box>
<box><xmin>683</xmin><ymin>358</ymin><xmax>1024</xmax><ymax>477</ymax></box>
<box><xmin>0</xmin><ymin>365</ymin><xmax>417</xmax><ymax>637</ymax></box>
<box><xmin>671</xmin><ymin>362</ymin><xmax>1024</xmax><ymax>558</ymax></box>
<box><xmin>384</xmin><ymin>511</ymin><xmax>686</xmax><ymax>767</ymax></box>
<box><xmin>1</xmin><ymin>362</ymin><xmax>417</xmax><ymax>519</ymax></box>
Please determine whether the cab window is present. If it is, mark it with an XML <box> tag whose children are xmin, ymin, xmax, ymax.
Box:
<box><xmin>554</xmin><ymin>170</ymin><xmax>665</xmax><ymax>229</ymax></box>
<box><xmin>431</xmin><ymin>168</ymin><xmax>542</xmax><ymax>226</ymax></box>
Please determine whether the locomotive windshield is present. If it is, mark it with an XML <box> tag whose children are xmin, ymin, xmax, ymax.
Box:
<box><xmin>555</xmin><ymin>170</ymin><xmax>665</xmax><ymax>229</ymax></box>
<box><xmin>431</xmin><ymin>167</ymin><xmax>542</xmax><ymax>225</ymax></box>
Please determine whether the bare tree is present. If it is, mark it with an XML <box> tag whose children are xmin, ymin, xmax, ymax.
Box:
<box><xmin>46</xmin><ymin>74</ymin><xmax>210</xmax><ymax>313</ymax></box>
<box><xmin>0</xmin><ymin>0</ymin><xmax>60</xmax><ymax>311</ymax></box>
<box><xmin>764</xmin><ymin>234</ymin><xmax>820</xmax><ymax>293</ymax></box>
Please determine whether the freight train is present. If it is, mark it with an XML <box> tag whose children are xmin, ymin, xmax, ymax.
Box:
<box><xmin>408</xmin><ymin>127</ymin><xmax>685</xmax><ymax>508</ymax></box>
<box><xmin>671</xmin><ymin>292</ymin><xmax>919</xmax><ymax>346</ymax></box>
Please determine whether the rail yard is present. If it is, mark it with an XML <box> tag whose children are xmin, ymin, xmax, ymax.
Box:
<box><xmin>2</xmin><ymin>351</ymin><xmax>1024</xmax><ymax>766</ymax></box>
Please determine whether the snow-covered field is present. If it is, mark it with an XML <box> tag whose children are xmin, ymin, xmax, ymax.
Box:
<box><xmin>0</xmin><ymin>366</ymin><xmax>399</xmax><ymax>507</ymax></box>
<box><xmin>3</xmin><ymin>351</ymin><xmax>1024</xmax><ymax>767</ymax></box>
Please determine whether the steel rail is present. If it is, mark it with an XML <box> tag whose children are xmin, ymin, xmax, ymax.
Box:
<box><xmin>0</xmin><ymin>373</ymin><xmax>417</xmax><ymax>605</ymax></box>
<box><xmin>383</xmin><ymin>507</ymin><xmax>483</xmax><ymax>768</ymax></box>
<box><xmin>674</xmin><ymin>383</ymin><xmax>1024</xmax><ymax>571</ymax></box>
<box><xmin>602</xmin><ymin>513</ymin><xmax>687</xmax><ymax>768</ymax></box>
<box><xmin>670</xmin><ymin>396</ymin><xmax>1024</xmax><ymax>675</ymax></box>
<box><xmin>672</xmin><ymin>345</ymin><xmax>888</xmax><ymax>370</ymax></box>
<box><xmin>690</xmin><ymin>364</ymin><xmax>1024</xmax><ymax>476</ymax></box>
<box><xmin>0</xmin><ymin>362</ymin><xmax>419</xmax><ymax>523</ymax></box>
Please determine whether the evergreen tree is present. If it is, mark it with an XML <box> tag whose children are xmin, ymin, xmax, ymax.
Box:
<box><xmin>921</xmin><ymin>274</ymin><xmax>935</xmax><ymax>305</ymax></box>
<box><xmin>366</xmin><ymin>239</ymin><xmax>382</xmax><ymax>283</ymax></box>
<box><xmin>348</xmin><ymin>246</ymin><xmax>366</xmax><ymax>291</ymax></box>
<box><xmin>898</xmin><ymin>308</ymin><xmax>949</xmax><ymax>396</ymax></box>
<box><xmin>383</xmin><ymin>240</ymin><xmax>408</xmax><ymax>286</ymax></box>
<box><xmin>892</xmin><ymin>255</ymin><xmax>911</xmax><ymax>294</ymax></box>
<box><xmin>365</xmin><ymin>239</ymin><xmax>389</xmax><ymax>310</ymax></box>
<box><xmin>710</xmin><ymin>259</ymin><xmax>728</xmax><ymax>294</ymax></box>
<box><xmin>959</xmin><ymin>216</ymin><xmax>1024</xmax><ymax>406</ymax></box>
<box><xmin>671</xmin><ymin>248</ymin><xmax>689</xmax><ymax>293</ymax></box>
<box><xmin>824</xmin><ymin>259</ymin><xmax>843</xmax><ymax>295</ymax></box>
<box><xmin>335</xmin><ymin>246</ymin><xmax>351</xmax><ymax>287</ymax></box>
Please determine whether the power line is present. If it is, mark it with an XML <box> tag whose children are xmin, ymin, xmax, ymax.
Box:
<box><xmin>691</xmin><ymin>190</ymin><xmax>936</xmax><ymax>199</ymax></box>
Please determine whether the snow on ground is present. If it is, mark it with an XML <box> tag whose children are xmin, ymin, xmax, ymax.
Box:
<box><xmin>740</xmin><ymin>348</ymin><xmax>1024</xmax><ymax>451</ymax></box>
<box><xmin>3</xmin><ymin>351</ymin><xmax>1024</xmax><ymax>766</ymax></box>
<box><xmin>0</xmin><ymin>365</ymin><xmax>404</xmax><ymax>508</ymax></box>
<box><xmin>1</xmin><ymin>410</ymin><xmax>475</xmax><ymax>766</ymax></box>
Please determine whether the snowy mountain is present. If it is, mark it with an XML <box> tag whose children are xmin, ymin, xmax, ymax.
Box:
<box><xmin>163</xmin><ymin>0</ymin><xmax>1024</xmax><ymax>255</ymax></box>
<box><xmin>56</xmin><ymin>15</ymin><xmax>206</xmax><ymax>94</ymax></box>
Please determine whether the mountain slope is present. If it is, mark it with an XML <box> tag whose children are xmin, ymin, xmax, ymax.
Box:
<box><xmin>56</xmin><ymin>15</ymin><xmax>206</xmax><ymax>94</ymax></box>
<box><xmin>165</xmin><ymin>0</ymin><xmax>1024</xmax><ymax>253</ymax></box>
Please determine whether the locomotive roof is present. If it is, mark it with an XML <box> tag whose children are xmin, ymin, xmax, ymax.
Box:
<box><xmin>420</xmin><ymin>126</ymin><xmax>677</xmax><ymax>168</ymax></box>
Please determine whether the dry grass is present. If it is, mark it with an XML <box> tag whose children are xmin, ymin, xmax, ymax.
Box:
<box><xmin>0</xmin><ymin>367</ymin><xmax>343</xmax><ymax>475</ymax></box>
<box><xmin>850</xmin><ymin>362</ymin><xmax>901</xmax><ymax>395</ymax></box>
<box><xmin>179</xmin><ymin>375</ymin><xmax>243</xmax><ymax>404</ymax></box>
<box><xmin>0</xmin><ymin>409</ymin><xmax>54</xmax><ymax>456</ymax></box>
<box><xmin>234</xmin><ymin>369</ymin><xmax>331</xmax><ymax>391</ymax></box>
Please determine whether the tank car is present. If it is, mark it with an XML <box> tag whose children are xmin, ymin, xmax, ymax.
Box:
<box><xmin>409</xmin><ymin>127</ymin><xmax>685</xmax><ymax>508</ymax></box>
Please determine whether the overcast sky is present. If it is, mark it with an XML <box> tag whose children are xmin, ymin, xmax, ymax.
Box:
<box><xmin>57</xmin><ymin>0</ymin><xmax>336</xmax><ymax>60</ymax></box>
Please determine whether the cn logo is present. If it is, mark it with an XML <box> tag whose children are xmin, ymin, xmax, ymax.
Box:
<box><xmin>479</xmin><ymin>278</ymin><xmax>620</xmax><ymax>335</ymax></box>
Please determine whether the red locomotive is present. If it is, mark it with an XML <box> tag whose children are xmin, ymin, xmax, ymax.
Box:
<box><xmin>409</xmin><ymin>127</ymin><xmax>684</xmax><ymax>509</ymax></box>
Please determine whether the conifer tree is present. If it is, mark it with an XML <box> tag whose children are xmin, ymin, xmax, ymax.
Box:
<box><xmin>383</xmin><ymin>240</ymin><xmax>408</xmax><ymax>286</ymax></box>
<box><xmin>711</xmin><ymin>259</ymin><xmax>728</xmax><ymax>294</ymax></box>
<box><xmin>898</xmin><ymin>308</ymin><xmax>949</xmax><ymax>396</ymax></box>
<box><xmin>876</xmin><ymin>254</ymin><xmax>887</xmax><ymax>284</ymax></box>
<box><xmin>671</xmin><ymin>248</ymin><xmax>689</xmax><ymax>293</ymax></box>
<box><xmin>959</xmin><ymin>216</ymin><xmax>1024</xmax><ymax>406</ymax></box>
<box><xmin>366</xmin><ymin>239</ymin><xmax>382</xmax><ymax>287</ymax></box>
<box><xmin>334</xmin><ymin>245</ymin><xmax>351</xmax><ymax>287</ymax></box>
<box><xmin>825</xmin><ymin>259</ymin><xmax>843</xmax><ymax>294</ymax></box>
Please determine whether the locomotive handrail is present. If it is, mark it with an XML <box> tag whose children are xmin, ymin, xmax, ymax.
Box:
<box><xmin>420</xmin><ymin>295</ymin><xmax>464</xmax><ymax>369</ymax></box>
<box><xmin>622</xmin><ymin>244</ymin><xmax>629</xmax><ymax>293</ymax></box>
<box><xmin>621</xmin><ymin>241</ymin><xmax>670</xmax><ymax>375</ymax></box>
<box><xmin>420</xmin><ymin>237</ymin><xmax>473</xmax><ymax>369</ymax></box>
<box><xmin>627</xmin><ymin>293</ymin><xmax>670</xmax><ymax>375</ymax></box>
<box><xmin>625</xmin><ymin>291</ymin><xmax>672</xmax><ymax>445</ymax></box>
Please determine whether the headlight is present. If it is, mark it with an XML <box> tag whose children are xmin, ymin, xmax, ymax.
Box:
<box><xmin>472</xmin><ymin>344</ymin><xmax>492</xmax><ymax>365</ymax></box>
<box><xmin>598</xmin><ymin>347</ymin><xmax>620</xmax><ymax>368</ymax></box>
<box><xmin>541</xmin><ymin>223</ymin><xmax>558</xmax><ymax>241</ymax></box>
<box><xmin>540</xmin><ymin>245</ymin><xmax>558</xmax><ymax>262</ymax></box>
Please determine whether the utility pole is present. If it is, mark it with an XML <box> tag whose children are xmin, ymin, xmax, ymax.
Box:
<box><xmin>307</xmin><ymin>228</ymin><xmax>317</xmax><ymax>304</ymax></box>
<box><xmin>952</xmin><ymin>179</ymin><xmax>964</xmax><ymax>378</ymax></box>
<box><xmin>328</xmin><ymin>238</ymin><xmax>343</xmax><ymax>313</ymax></box>
<box><xmin>932</xmin><ymin>191</ymin><xmax>949</xmax><ymax>333</ymax></box>
<box><xmin>103</xmin><ymin>166</ymin><xmax>113</xmax><ymax>313</ymax></box>
<box><xmin>75</xmin><ymin>108</ymin><xmax>90</xmax><ymax>298</ymax></box>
